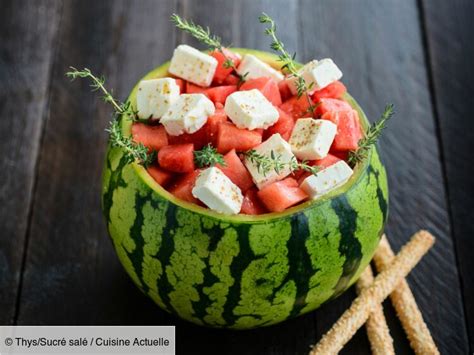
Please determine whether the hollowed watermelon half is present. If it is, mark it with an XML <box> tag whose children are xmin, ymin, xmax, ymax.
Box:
<box><xmin>101</xmin><ymin>48</ymin><xmax>389</xmax><ymax>329</ymax></box>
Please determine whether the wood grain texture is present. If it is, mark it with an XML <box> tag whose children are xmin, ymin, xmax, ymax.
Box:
<box><xmin>0</xmin><ymin>0</ymin><xmax>61</xmax><ymax>324</ymax></box>
<box><xmin>299</xmin><ymin>0</ymin><xmax>468</xmax><ymax>353</ymax></box>
<box><xmin>420</xmin><ymin>0</ymin><xmax>474</xmax><ymax>350</ymax></box>
<box><xmin>15</xmin><ymin>0</ymin><xmax>178</xmax><ymax>325</ymax></box>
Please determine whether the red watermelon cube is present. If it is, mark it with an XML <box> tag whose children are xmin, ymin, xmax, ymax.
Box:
<box><xmin>312</xmin><ymin>81</ymin><xmax>347</xmax><ymax>102</ymax></box>
<box><xmin>315</xmin><ymin>98</ymin><xmax>352</xmax><ymax>117</ymax></box>
<box><xmin>279</xmin><ymin>95</ymin><xmax>315</xmax><ymax>120</ymax></box>
<box><xmin>322</xmin><ymin>110</ymin><xmax>363</xmax><ymax>151</ymax></box>
<box><xmin>210</xmin><ymin>48</ymin><xmax>241</xmax><ymax>84</ymax></box>
<box><xmin>217</xmin><ymin>149</ymin><xmax>254</xmax><ymax>192</ymax></box>
<box><xmin>216</xmin><ymin>123</ymin><xmax>262</xmax><ymax>154</ymax></box>
<box><xmin>264</xmin><ymin>108</ymin><xmax>295</xmax><ymax>141</ymax></box>
<box><xmin>168</xmin><ymin>169</ymin><xmax>201</xmax><ymax>204</ymax></box>
<box><xmin>241</xmin><ymin>187</ymin><xmax>268</xmax><ymax>215</ymax></box>
<box><xmin>240</xmin><ymin>77</ymin><xmax>282</xmax><ymax>106</ymax></box>
<box><xmin>158</xmin><ymin>144</ymin><xmax>195</xmax><ymax>173</ymax></box>
<box><xmin>147</xmin><ymin>165</ymin><xmax>173</xmax><ymax>186</ymax></box>
<box><xmin>257</xmin><ymin>178</ymin><xmax>308</xmax><ymax>212</ymax></box>
<box><xmin>131</xmin><ymin>123</ymin><xmax>168</xmax><ymax>151</ymax></box>
<box><xmin>205</xmin><ymin>85</ymin><xmax>237</xmax><ymax>104</ymax></box>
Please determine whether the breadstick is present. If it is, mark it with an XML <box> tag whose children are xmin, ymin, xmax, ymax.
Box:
<box><xmin>355</xmin><ymin>265</ymin><xmax>394</xmax><ymax>355</ymax></box>
<box><xmin>309</xmin><ymin>230</ymin><xmax>435</xmax><ymax>355</ymax></box>
<box><xmin>373</xmin><ymin>234</ymin><xmax>439</xmax><ymax>355</ymax></box>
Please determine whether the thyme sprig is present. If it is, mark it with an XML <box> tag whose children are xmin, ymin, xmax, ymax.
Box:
<box><xmin>258</xmin><ymin>13</ymin><xmax>316</xmax><ymax>114</ymax></box>
<box><xmin>348</xmin><ymin>104</ymin><xmax>395</xmax><ymax>165</ymax></box>
<box><xmin>170</xmin><ymin>14</ymin><xmax>247</xmax><ymax>84</ymax></box>
<box><xmin>245</xmin><ymin>150</ymin><xmax>319</xmax><ymax>177</ymax></box>
<box><xmin>194</xmin><ymin>144</ymin><xmax>226</xmax><ymax>168</ymax></box>
<box><xmin>66</xmin><ymin>67</ymin><xmax>154</xmax><ymax>167</ymax></box>
<box><xmin>106</xmin><ymin>120</ymin><xmax>155</xmax><ymax>166</ymax></box>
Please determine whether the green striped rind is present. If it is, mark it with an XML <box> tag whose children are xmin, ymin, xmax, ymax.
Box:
<box><xmin>101</xmin><ymin>49</ymin><xmax>389</xmax><ymax>329</ymax></box>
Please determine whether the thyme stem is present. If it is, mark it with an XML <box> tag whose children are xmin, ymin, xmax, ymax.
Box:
<box><xmin>66</xmin><ymin>67</ymin><xmax>153</xmax><ymax>166</ymax></box>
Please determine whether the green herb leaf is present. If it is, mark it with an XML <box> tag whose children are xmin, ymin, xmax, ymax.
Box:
<box><xmin>348</xmin><ymin>103</ymin><xmax>395</xmax><ymax>165</ymax></box>
<box><xmin>244</xmin><ymin>149</ymin><xmax>319</xmax><ymax>177</ymax></box>
<box><xmin>106</xmin><ymin>120</ymin><xmax>155</xmax><ymax>167</ymax></box>
<box><xmin>194</xmin><ymin>144</ymin><xmax>226</xmax><ymax>168</ymax></box>
<box><xmin>170</xmin><ymin>14</ymin><xmax>222</xmax><ymax>50</ymax></box>
<box><xmin>258</xmin><ymin>13</ymin><xmax>315</xmax><ymax>113</ymax></box>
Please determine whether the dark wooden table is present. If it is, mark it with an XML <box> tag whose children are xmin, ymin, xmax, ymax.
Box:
<box><xmin>1</xmin><ymin>0</ymin><xmax>473</xmax><ymax>353</ymax></box>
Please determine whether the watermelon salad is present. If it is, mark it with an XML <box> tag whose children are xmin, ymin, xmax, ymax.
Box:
<box><xmin>132</xmin><ymin>44</ymin><xmax>362</xmax><ymax>215</ymax></box>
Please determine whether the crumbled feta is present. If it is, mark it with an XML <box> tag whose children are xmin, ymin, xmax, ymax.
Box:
<box><xmin>236</xmin><ymin>54</ymin><xmax>284</xmax><ymax>83</ymax></box>
<box><xmin>289</xmin><ymin>118</ymin><xmax>337</xmax><ymax>160</ymax></box>
<box><xmin>224</xmin><ymin>89</ymin><xmax>279</xmax><ymax>130</ymax></box>
<box><xmin>300</xmin><ymin>160</ymin><xmax>353</xmax><ymax>199</ymax></box>
<box><xmin>244</xmin><ymin>133</ymin><xmax>296</xmax><ymax>189</ymax></box>
<box><xmin>136</xmin><ymin>78</ymin><xmax>180</xmax><ymax>120</ymax></box>
<box><xmin>168</xmin><ymin>44</ymin><xmax>218</xmax><ymax>87</ymax></box>
<box><xmin>192</xmin><ymin>167</ymin><xmax>243</xmax><ymax>215</ymax></box>
<box><xmin>161</xmin><ymin>94</ymin><xmax>215</xmax><ymax>136</ymax></box>
<box><xmin>286</xmin><ymin>58</ymin><xmax>343</xmax><ymax>95</ymax></box>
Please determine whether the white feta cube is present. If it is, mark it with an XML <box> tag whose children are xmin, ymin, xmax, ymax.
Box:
<box><xmin>300</xmin><ymin>160</ymin><xmax>353</xmax><ymax>199</ymax></box>
<box><xmin>236</xmin><ymin>54</ymin><xmax>284</xmax><ymax>83</ymax></box>
<box><xmin>168</xmin><ymin>44</ymin><xmax>218</xmax><ymax>87</ymax></box>
<box><xmin>244</xmin><ymin>133</ymin><xmax>295</xmax><ymax>189</ymax></box>
<box><xmin>136</xmin><ymin>78</ymin><xmax>180</xmax><ymax>120</ymax></box>
<box><xmin>224</xmin><ymin>89</ymin><xmax>279</xmax><ymax>130</ymax></box>
<box><xmin>289</xmin><ymin>118</ymin><xmax>337</xmax><ymax>160</ymax></box>
<box><xmin>286</xmin><ymin>58</ymin><xmax>343</xmax><ymax>95</ymax></box>
<box><xmin>161</xmin><ymin>94</ymin><xmax>215</xmax><ymax>136</ymax></box>
<box><xmin>192</xmin><ymin>167</ymin><xmax>243</xmax><ymax>215</ymax></box>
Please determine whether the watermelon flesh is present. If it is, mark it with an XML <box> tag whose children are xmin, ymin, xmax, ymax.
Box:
<box><xmin>129</xmin><ymin>52</ymin><xmax>366</xmax><ymax>215</ymax></box>
<box><xmin>158</xmin><ymin>144</ymin><xmax>195</xmax><ymax>173</ymax></box>
<box><xmin>168</xmin><ymin>169</ymin><xmax>201</xmax><ymax>204</ymax></box>
<box><xmin>240</xmin><ymin>187</ymin><xmax>268</xmax><ymax>214</ymax></box>
<box><xmin>257</xmin><ymin>178</ymin><xmax>308</xmax><ymax>212</ymax></box>
<box><xmin>278</xmin><ymin>80</ymin><xmax>293</xmax><ymax>102</ymax></box>
<box><xmin>132</xmin><ymin>123</ymin><xmax>168</xmax><ymax>151</ymax></box>
<box><xmin>279</xmin><ymin>95</ymin><xmax>315</xmax><ymax>120</ymax></box>
<box><xmin>168</xmin><ymin>126</ymin><xmax>208</xmax><ymax>150</ymax></box>
<box><xmin>210</xmin><ymin>48</ymin><xmax>241</xmax><ymax>84</ymax></box>
<box><xmin>312</xmin><ymin>81</ymin><xmax>347</xmax><ymax>101</ymax></box>
<box><xmin>216</xmin><ymin>122</ymin><xmax>262</xmax><ymax>154</ymax></box>
<box><xmin>205</xmin><ymin>85</ymin><xmax>237</xmax><ymax>104</ymax></box>
<box><xmin>205</xmin><ymin>103</ymin><xmax>228</xmax><ymax>145</ymax></box>
<box><xmin>217</xmin><ymin>149</ymin><xmax>254</xmax><ymax>192</ymax></box>
<box><xmin>263</xmin><ymin>108</ymin><xmax>294</xmax><ymax>141</ymax></box>
<box><xmin>147</xmin><ymin>165</ymin><xmax>173</xmax><ymax>186</ymax></box>
<box><xmin>315</xmin><ymin>98</ymin><xmax>352</xmax><ymax>117</ymax></box>
<box><xmin>240</xmin><ymin>77</ymin><xmax>282</xmax><ymax>106</ymax></box>
<box><xmin>322</xmin><ymin>109</ymin><xmax>362</xmax><ymax>151</ymax></box>
<box><xmin>223</xmin><ymin>74</ymin><xmax>240</xmax><ymax>85</ymax></box>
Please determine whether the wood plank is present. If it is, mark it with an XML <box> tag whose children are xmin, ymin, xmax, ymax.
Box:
<box><xmin>0</xmin><ymin>0</ymin><xmax>61</xmax><ymax>324</ymax></box>
<box><xmin>15</xmin><ymin>0</ymin><xmax>178</xmax><ymax>325</ymax></box>
<box><xmin>299</xmin><ymin>0</ymin><xmax>469</xmax><ymax>353</ymax></box>
<box><xmin>420</xmin><ymin>0</ymin><xmax>474</xmax><ymax>349</ymax></box>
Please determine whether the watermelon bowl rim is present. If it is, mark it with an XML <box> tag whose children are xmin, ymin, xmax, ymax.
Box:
<box><xmin>120</xmin><ymin>48</ymin><xmax>372</xmax><ymax>223</ymax></box>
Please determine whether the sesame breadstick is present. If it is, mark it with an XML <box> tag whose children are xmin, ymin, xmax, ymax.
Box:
<box><xmin>355</xmin><ymin>265</ymin><xmax>395</xmax><ymax>355</ymax></box>
<box><xmin>373</xmin><ymin>234</ymin><xmax>439</xmax><ymax>355</ymax></box>
<box><xmin>309</xmin><ymin>230</ymin><xmax>435</xmax><ymax>355</ymax></box>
